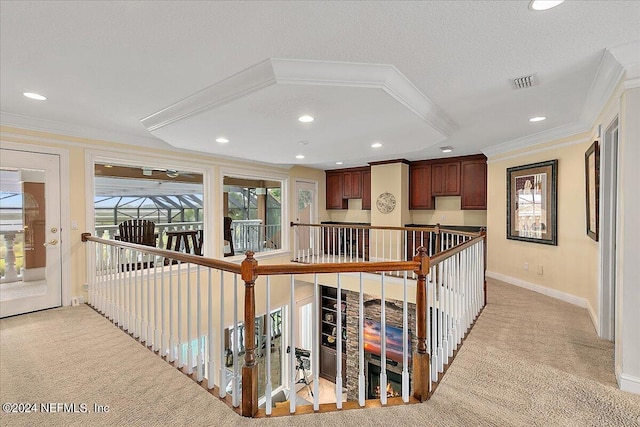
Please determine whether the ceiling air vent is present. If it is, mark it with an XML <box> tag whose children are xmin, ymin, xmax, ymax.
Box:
<box><xmin>512</xmin><ymin>74</ymin><xmax>539</xmax><ymax>89</ymax></box>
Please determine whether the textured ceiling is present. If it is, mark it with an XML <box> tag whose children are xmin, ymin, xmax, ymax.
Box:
<box><xmin>1</xmin><ymin>1</ymin><xmax>639</xmax><ymax>169</ymax></box>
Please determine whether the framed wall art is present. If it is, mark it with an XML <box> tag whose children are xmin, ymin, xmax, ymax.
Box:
<box><xmin>585</xmin><ymin>141</ymin><xmax>600</xmax><ymax>241</ymax></box>
<box><xmin>506</xmin><ymin>159</ymin><xmax>558</xmax><ymax>246</ymax></box>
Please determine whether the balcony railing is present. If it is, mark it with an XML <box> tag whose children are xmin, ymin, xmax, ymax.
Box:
<box><xmin>82</xmin><ymin>223</ymin><xmax>485</xmax><ymax>418</ymax></box>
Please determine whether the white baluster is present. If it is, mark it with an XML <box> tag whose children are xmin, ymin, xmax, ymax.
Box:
<box><xmin>358</xmin><ymin>272</ymin><xmax>365</xmax><ymax>407</ymax></box>
<box><xmin>177</xmin><ymin>261</ymin><xmax>183</xmax><ymax>368</ymax></box>
<box><xmin>313</xmin><ymin>274</ymin><xmax>320</xmax><ymax>410</ymax></box>
<box><xmin>336</xmin><ymin>273</ymin><xmax>343</xmax><ymax>409</ymax></box>
<box><xmin>218</xmin><ymin>270</ymin><xmax>226</xmax><ymax>398</ymax></box>
<box><xmin>196</xmin><ymin>265</ymin><xmax>202</xmax><ymax>382</ymax></box>
<box><xmin>289</xmin><ymin>274</ymin><xmax>296</xmax><ymax>414</ymax></box>
<box><xmin>402</xmin><ymin>271</ymin><xmax>409</xmax><ymax>403</ymax></box>
<box><xmin>265</xmin><ymin>276</ymin><xmax>273</xmax><ymax>415</ymax></box>
<box><xmin>380</xmin><ymin>272</ymin><xmax>387</xmax><ymax>406</ymax></box>
<box><xmin>187</xmin><ymin>263</ymin><xmax>193</xmax><ymax>375</ymax></box>
<box><xmin>232</xmin><ymin>275</ymin><xmax>239</xmax><ymax>408</ymax></box>
<box><xmin>169</xmin><ymin>262</ymin><xmax>175</xmax><ymax>362</ymax></box>
<box><xmin>208</xmin><ymin>269</ymin><xmax>215</xmax><ymax>390</ymax></box>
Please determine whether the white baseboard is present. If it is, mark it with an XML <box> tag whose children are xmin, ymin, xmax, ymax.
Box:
<box><xmin>486</xmin><ymin>271</ymin><xmax>589</xmax><ymax>308</ymax></box>
<box><xmin>486</xmin><ymin>271</ymin><xmax>601</xmax><ymax>333</ymax></box>
<box><xmin>586</xmin><ymin>301</ymin><xmax>599</xmax><ymax>335</ymax></box>
<box><xmin>619</xmin><ymin>373</ymin><xmax>640</xmax><ymax>395</ymax></box>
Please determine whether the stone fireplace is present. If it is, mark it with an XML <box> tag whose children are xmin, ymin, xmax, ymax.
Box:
<box><xmin>345</xmin><ymin>290</ymin><xmax>416</xmax><ymax>401</ymax></box>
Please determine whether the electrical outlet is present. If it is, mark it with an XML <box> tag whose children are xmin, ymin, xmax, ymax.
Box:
<box><xmin>523</xmin><ymin>262</ymin><xmax>529</xmax><ymax>271</ymax></box>
<box><xmin>537</xmin><ymin>265</ymin><xmax>543</xmax><ymax>275</ymax></box>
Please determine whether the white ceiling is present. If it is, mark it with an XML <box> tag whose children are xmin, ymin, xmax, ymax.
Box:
<box><xmin>1</xmin><ymin>1</ymin><xmax>639</xmax><ymax>169</ymax></box>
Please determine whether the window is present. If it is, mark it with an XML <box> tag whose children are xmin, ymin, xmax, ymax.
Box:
<box><xmin>223</xmin><ymin>175</ymin><xmax>284</xmax><ymax>255</ymax></box>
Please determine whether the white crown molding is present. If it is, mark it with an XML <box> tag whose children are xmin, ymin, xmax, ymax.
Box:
<box><xmin>579</xmin><ymin>50</ymin><xmax>626</xmax><ymax>128</ymax></box>
<box><xmin>624</xmin><ymin>77</ymin><xmax>640</xmax><ymax>90</ymax></box>
<box><xmin>482</xmin><ymin>121</ymin><xmax>588</xmax><ymax>158</ymax></box>
<box><xmin>482</xmin><ymin>45</ymin><xmax>635</xmax><ymax>159</ymax></box>
<box><xmin>0</xmin><ymin>116</ymin><xmax>293</xmax><ymax>171</ymax></box>
<box><xmin>485</xmin><ymin>133</ymin><xmax>592</xmax><ymax>164</ymax></box>
<box><xmin>140</xmin><ymin>58</ymin><xmax>456</xmax><ymax>137</ymax></box>
<box><xmin>609</xmin><ymin>40</ymin><xmax>640</xmax><ymax>80</ymax></box>
<box><xmin>1</xmin><ymin>111</ymin><xmax>167</xmax><ymax>150</ymax></box>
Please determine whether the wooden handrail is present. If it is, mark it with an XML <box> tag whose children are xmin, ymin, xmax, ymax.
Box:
<box><xmin>255</xmin><ymin>260</ymin><xmax>420</xmax><ymax>276</ymax></box>
<box><xmin>81</xmin><ymin>233</ymin><xmax>242</xmax><ymax>274</ymax></box>
<box><xmin>428</xmin><ymin>235</ymin><xmax>485</xmax><ymax>265</ymax></box>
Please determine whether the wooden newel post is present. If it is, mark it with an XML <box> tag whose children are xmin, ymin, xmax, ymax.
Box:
<box><xmin>434</xmin><ymin>223</ymin><xmax>441</xmax><ymax>254</ymax></box>
<box><xmin>413</xmin><ymin>246</ymin><xmax>430</xmax><ymax>401</ymax></box>
<box><xmin>241</xmin><ymin>251</ymin><xmax>258</xmax><ymax>417</ymax></box>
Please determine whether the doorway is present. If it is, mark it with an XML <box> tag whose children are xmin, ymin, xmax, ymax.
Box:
<box><xmin>0</xmin><ymin>149</ymin><xmax>62</xmax><ymax>317</ymax></box>
<box><xmin>295</xmin><ymin>180</ymin><xmax>317</xmax><ymax>256</ymax></box>
<box><xmin>600</xmin><ymin>118</ymin><xmax>618</xmax><ymax>341</ymax></box>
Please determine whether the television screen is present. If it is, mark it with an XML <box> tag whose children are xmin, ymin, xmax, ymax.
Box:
<box><xmin>363</xmin><ymin>319</ymin><xmax>410</xmax><ymax>363</ymax></box>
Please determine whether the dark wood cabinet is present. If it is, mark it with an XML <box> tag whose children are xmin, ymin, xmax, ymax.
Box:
<box><xmin>409</xmin><ymin>163</ymin><xmax>435</xmax><ymax>210</ymax></box>
<box><xmin>409</xmin><ymin>155</ymin><xmax>486</xmax><ymax>210</ymax></box>
<box><xmin>432</xmin><ymin>161</ymin><xmax>460</xmax><ymax>196</ymax></box>
<box><xmin>362</xmin><ymin>170</ymin><xmax>371</xmax><ymax>210</ymax></box>
<box><xmin>460</xmin><ymin>157</ymin><xmax>487</xmax><ymax>210</ymax></box>
<box><xmin>326</xmin><ymin>171</ymin><xmax>347</xmax><ymax>209</ymax></box>
<box><xmin>343</xmin><ymin>170</ymin><xmax>362</xmax><ymax>199</ymax></box>
<box><xmin>319</xmin><ymin>286</ymin><xmax>347</xmax><ymax>385</ymax></box>
<box><xmin>325</xmin><ymin>167</ymin><xmax>370</xmax><ymax>210</ymax></box>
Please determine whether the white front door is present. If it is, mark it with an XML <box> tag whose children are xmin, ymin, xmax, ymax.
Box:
<box><xmin>0</xmin><ymin>149</ymin><xmax>62</xmax><ymax>317</ymax></box>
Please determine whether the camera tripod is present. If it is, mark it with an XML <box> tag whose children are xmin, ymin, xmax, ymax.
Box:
<box><xmin>293</xmin><ymin>355</ymin><xmax>314</xmax><ymax>398</ymax></box>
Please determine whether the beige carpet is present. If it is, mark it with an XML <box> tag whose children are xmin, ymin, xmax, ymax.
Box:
<box><xmin>1</xmin><ymin>279</ymin><xmax>639</xmax><ymax>426</ymax></box>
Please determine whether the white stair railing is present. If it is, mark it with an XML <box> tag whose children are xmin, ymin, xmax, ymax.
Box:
<box><xmin>83</xmin><ymin>229</ymin><xmax>485</xmax><ymax>418</ymax></box>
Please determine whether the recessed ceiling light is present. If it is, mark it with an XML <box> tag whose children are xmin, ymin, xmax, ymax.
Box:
<box><xmin>529</xmin><ymin>116</ymin><xmax>546</xmax><ymax>122</ymax></box>
<box><xmin>336</xmin><ymin>161</ymin><xmax>343</xmax><ymax>165</ymax></box>
<box><xmin>296</xmin><ymin>154</ymin><xmax>305</xmax><ymax>159</ymax></box>
<box><xmin>529</xmin><ymin>0</ymin><xmax>565</xmax><ymax>11</ymax></box>
<box><xmin>216</xmin><ymin>137</ymin><xmax>229</xmax><ymax>143</ymax></box>
<box><xmin>440</xmin><ymin>146</ymin><xmax>454</xmax><ymax>153</ymax></box>
<box><xmin>371</xmin><ymin>142</ymin><xmax>383</xmax><ymax>148</ymax></box>
<box><xmin>23</xmin><ymin>92</ymin><xmax>47</xmax><ymax>101</ymax></box>
<box><xmin>298</xmin><ymin>115</ymin><xmax>314</xmax><ymax>123</ymax></box>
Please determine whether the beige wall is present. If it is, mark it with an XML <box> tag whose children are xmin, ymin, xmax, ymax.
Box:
<box><xmin>411</xmin><ymin>196</ymin><xmax>487</xmax><ymax>226</ymax></box>
<box><xmin>486</xmin><ymin>134</ymin><xmax>599</xmax><ymax>313</ymax></box>
<box><xmin>0</xmin><ymin>126</ymin><xmax>324</xmax><ymax>304</ymax></box>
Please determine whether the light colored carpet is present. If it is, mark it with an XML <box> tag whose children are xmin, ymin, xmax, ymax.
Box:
<box><xmin>1</xmin><ymin>279</ymin><xmax>639</xmax><ymax>426</ymax></box>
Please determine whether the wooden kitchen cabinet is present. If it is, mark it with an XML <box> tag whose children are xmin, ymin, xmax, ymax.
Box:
<box><xmin>325</xmin><ymin>167</ymin><xmax>370</xmax><ymax>209</ymax></box>
<box><xmin>431</xmin><ymin>161</ymin><xmax>460</xmax><ymax>196</ymax></box>
<box><xmin>326</xmin><ymin>171</ymin><xmax>347</xmax><ymax>209</ymax></box>
<box><xmin>460</xmin><ymin>157</ymin><xmax>487</xmax><ymax>210</ymax></box>
<box><xmin>362</xmin><ymin>169</ymin><xmax>371</xmax><ymax>209</ymax></box>
<box><xmin>409</xmin><ymin>162</ymin><xmax>435</xmax><ymax>210</ymax></box>
<box><xmin>343</xmin><ymin>170</ymin><xmax>362</xmax><ymax>199</ymax></box>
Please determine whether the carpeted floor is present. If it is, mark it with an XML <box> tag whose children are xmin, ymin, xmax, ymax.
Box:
<box><xmin>1</xmin><ymin>279</ymin><xmax>639</xmax><ymax>426</ymax></box>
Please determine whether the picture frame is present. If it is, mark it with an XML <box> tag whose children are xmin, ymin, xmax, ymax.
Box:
<box><xmin>585</xmin><ymin>141</ymin><xmax>600</xmax><ymax>241</ymax></box>
<box><xmin>506</xmin><ymin>159</ymin><xmax>558</xmax><ymax>246</ymax></box>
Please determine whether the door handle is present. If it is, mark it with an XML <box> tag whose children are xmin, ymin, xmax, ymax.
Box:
<box><xmin>43</xmin><ymin>239</ymin><xmax>59</xmax><ymax>247</ymax></box>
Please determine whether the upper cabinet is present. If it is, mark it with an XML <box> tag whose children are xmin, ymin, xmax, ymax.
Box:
<box><xmin>460</xmin><ymin>157</ymin><xmax>487</xmax><ymax>210</ymax></box>
<box><xmin>325</xmin><ymin>167</ymin><xmax>370</xmax><ymax>210</ymax></box>
<box><xmin>409</xmin><ymin>162</ymin><xmax>434</xmax><ymax>210</ymax></box>
<box><xmin>409</xmin><ymin>154</ymin><xmax>486</xmax><ymax>211</ymax></box>
<box><xmin>431</xmin><ymin>161</ymin><xmax>460</xmax><ymax>196</ymax></box>
<box><xmin>342</xmin><ymin>170</ymin><xmax>362</xmax><ymax>199</ymax></box>
<box><xmin>362</xmin><ymin>169</ymin><xmax>371</xmax><ymax>210</ymax></box>
<box><xmin>326</xmin><ymin>171</ymin><xmax>347</xmax><ymax>209</ymax></box>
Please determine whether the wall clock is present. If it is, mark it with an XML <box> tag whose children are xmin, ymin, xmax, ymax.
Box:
<box><xmin>376</xmin><ymin>192</ymin><xmax>396</xmax><ymax>214</ymax></box>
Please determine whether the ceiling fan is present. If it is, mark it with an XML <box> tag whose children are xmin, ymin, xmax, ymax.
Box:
<box><xmin>141</xmin><ymin>168</ymin><xmax>195</xmax><ymax>178</ymax></box>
